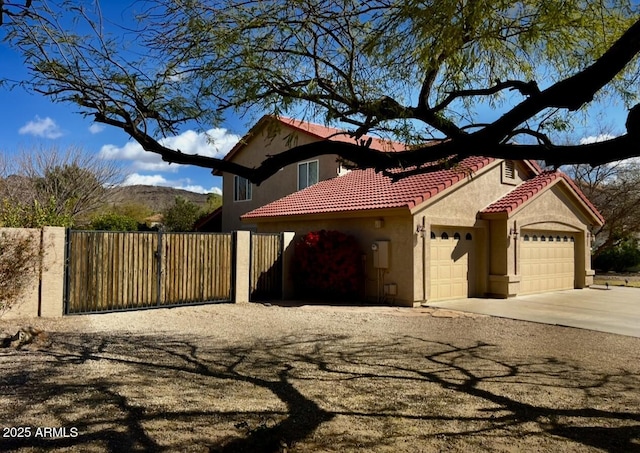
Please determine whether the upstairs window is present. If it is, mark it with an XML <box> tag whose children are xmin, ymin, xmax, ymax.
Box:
<box><xmin>234</xmin><ymin>175</ymin><xmax>252</xmax><ymax>201</ymax></box>
<box><xmin>298</xmin><ymin>160</ymin><xmax>319</xmax><ymax>190</ymax></box>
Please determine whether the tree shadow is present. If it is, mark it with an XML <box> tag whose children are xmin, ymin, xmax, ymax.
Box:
<box><xmin>0</xmin><ymin>330</ymin><xmax>638</xmax><ymax>452</ymax></box>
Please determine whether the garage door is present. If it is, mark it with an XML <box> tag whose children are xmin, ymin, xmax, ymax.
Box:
<box><xmin>430</xmin><ymin>229</ymin><xmax>474</xmax><ymax>301</ymax></box>
<box><xmin>520</xmin><ymin>231</ymin><xmax>575</xmax><ymax>294</ymax></box>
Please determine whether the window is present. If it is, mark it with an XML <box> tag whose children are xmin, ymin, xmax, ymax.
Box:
<box><xmin>234</xmin><ymin>176</ymin><xmax>252</xmax><ymax>201</ymax></box>
<box><xmin>430</xmin><ymin>232</ymin><xmax>436</xmax><ymax>239</ymax></box>
<box><xmin>441</xmin><ymin>232</ymin><xmax>449</xmax><ymax>239</ymax></box>
<box><xmin>541</xmin><ymin>235</ymin><xmax>546</xmax><ymax>242</ymax></box>
<box><xmin>466</xmin><ymin>233</ymin><xmax>473</xmax><ymax>240</ymax></box>
<box><xmin>298</xmin><ymin>160</ymin><xmax>319</xmax><ymax>190</ymax></box>
<box><xmin>523</xmin><ymin>235</ymin><xmax>530</xmax><ymax>241</ymax></box>
<box><xmin>454</xmin><ymin>232</ymin><xmax>461</xmax><ymax>240</ymax></box>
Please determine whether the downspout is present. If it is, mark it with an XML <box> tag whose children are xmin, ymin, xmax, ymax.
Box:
<box><xmin>37</xmin><ymin>228</ymin><xmax>44</xmax><ymax>317</ymax></box>
<box><xmin>422</xmin><ymin>216</ymin><xmax>427</xmax><ymax>302</ymax></box>
<box><xmin>513</xmin><ymin>220</ymin><xmax>518</xmax><ymax>276</ymax></box>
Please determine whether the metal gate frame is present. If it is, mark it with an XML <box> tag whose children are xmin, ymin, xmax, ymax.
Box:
<box><xmin>64</xmin><ymin>230</ymin><xmax>235</xmax><ymax>314</ymax></box>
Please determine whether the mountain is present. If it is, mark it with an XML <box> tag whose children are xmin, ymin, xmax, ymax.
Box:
<box><xmin>105</xmin><ymin>185</ymin><xmax>221</xmax><ymax>213</ymax></box>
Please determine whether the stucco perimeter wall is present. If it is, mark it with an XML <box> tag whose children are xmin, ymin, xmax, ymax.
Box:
<box><xmin>222</xmin><ymin>124</ymin><xmax>342</xmax><ymax>231</ymax></box>
<box><xmin>1</xmin><ymin>227</ymin><xmax>66</xmax><ymax>319</ymax></box>
<box><xmin>253</xmin><ymin>212</ymin><xmax>417</xmax><ymax>306</ymax></box>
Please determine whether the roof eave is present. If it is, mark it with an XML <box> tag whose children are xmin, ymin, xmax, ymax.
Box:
<box><xmin>481</xmin><ymin>177</ymin><xmax>604</xmax><ymax>226</ymax></box>
<box><xmin>242</xmin><ymin>206</ymin><xmax>410</xmax><ymax>223</ymax></box>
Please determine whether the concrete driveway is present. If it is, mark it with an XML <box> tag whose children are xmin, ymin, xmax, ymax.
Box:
<box><xmin>425</xmin><ymin>286</ymin><xmax>640</xmax><ymax>338</ymax></box>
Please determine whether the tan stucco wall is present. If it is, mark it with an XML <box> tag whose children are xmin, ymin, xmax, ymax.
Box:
<box><xmin>511</xmin><ymin>183</ymin><xmax>595</xmax><ymax>290</ymax></box>
<box><xmin>1</xmin><ymin>227</ymin><xmax>66</xmax><ymax>319</ymax></box>
<box><xmin>249</xmin><ymin>160</ymin><xmax>600</xmax><ymax>302</ymax></box>
<box><xmin>252</xmin><ymin>212</ymin><xmax>418</xmax><ymax>306</ymax></box>
<box><xmin>412</xmin><ymin>160</ymin><xmax>527</xmax><ymax>224</ymax></box>
<box><xmin>222</xmin><ymin>124</ymin><xmax>343</xmax><ymax>231</ymax></box>
<box><xmin>412</xmin><ymin>160</ymin><xmax>531</xmax><ymax>299</ymax></box>
<box><xmin>484</xmin><ymin>182</ymin><xmax>597</xmax><ymax>297</ymax></box>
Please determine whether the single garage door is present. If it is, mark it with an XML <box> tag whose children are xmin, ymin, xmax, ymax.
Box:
<box><xmin>520</xmin><ymin>230</ymin><xmax>575</xmax><ymax>294</ymax></box>
<box><xmin>430</xmin><ymin>229</ymin><xmax>474</xmax><ymax>301</ymax></box>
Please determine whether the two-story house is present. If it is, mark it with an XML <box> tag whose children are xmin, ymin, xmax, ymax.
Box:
<box><xmin>215</xmin><ymin>115</ymin><xmax>404</xmax><ymax>232</ymax></box>
<box><xmin>216</xmin><ymin>115</ymin><xmax>603</xmax><ymax>304</ymax></box>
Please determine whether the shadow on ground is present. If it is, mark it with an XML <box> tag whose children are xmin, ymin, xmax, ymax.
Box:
<box><xmin>0</xmin><ymin>330</ymin><xmax>639</xmax><ymax>452</ymax></box>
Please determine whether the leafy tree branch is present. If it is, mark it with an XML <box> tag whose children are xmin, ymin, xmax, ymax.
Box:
<box><xmin>4</xmin><ymin>1</ymin><xmax>640</xmax><ymax>183</ymax></box>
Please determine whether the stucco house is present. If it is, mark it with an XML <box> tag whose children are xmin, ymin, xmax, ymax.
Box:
<box><xmin>216</xmin><ymin>115</ymin><xmax>404</xmax><ymax>231</ymax></box>
<box><xmin>234</xmin><ymin>129</ymin><xmax>604</xmax><ymax>306</ymax></box>
<box><xmin>218</xmin><ymin>116</ymin><xmax>603</xmax><ymax>305</ymax></box>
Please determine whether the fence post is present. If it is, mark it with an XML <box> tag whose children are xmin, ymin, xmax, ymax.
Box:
<box><xmin>234</xmin><ymin>231</ymin><xmax>251</xmax><ymax>303</ymax></box>
<box><xmin>281</xmin><ymin>232</ymin><xmax>296</xmax><ymax>300</ymax></box>
<box><xmin>156</xmin><ymin>230</ymin><xmax>163</xmax><ymax>306</ymax></box>
<box><xmin>38</xmin><ymin>227</ymin><xmax>66</xmax><ymax>317</ymax></box>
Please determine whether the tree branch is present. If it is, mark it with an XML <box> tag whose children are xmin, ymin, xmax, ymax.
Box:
<box><xmin>477</xmin><ymin>17</ymin><xmax>640</xmax><ymax>143</ymax></box>
<box><xmin>431</xmin><ymin>80</ymin><xmax>540</xmax><ymax>113</ymax></box>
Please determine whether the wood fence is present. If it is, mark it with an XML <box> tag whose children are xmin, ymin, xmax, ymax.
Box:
<box><xmin>250</xmin><ymin>233</ymin><xmax>283</xmax><ymax>300</ymax></box>
<box><xmin>65</xmin><ymin>231</ymin><xmax>234</xmax><ymax>314</ymax></box>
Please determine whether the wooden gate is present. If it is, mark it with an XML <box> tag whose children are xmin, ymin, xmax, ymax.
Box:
<box><xmin>250</xmin><ymin>233</ymin><xmax>283</xmax><ymax>301</ymax></box>
<box><xmin>64</xmin><ymin>230</ymin><xmax>234</xmax><ymax>314</ymax></box>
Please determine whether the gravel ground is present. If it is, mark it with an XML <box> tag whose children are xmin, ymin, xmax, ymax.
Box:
<box><xmin>0</xmin><ymin>303</ymin><xmax>639</xmax><ymax>452</ymax></box>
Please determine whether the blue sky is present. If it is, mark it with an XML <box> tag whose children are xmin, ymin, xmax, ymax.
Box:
<box><xmin>0</xmin><ymin>35</ymin><xmax>245</xmax><ymax>195</ymax></box>
<box><xmin>0</xmin><ymin>2</ymin><xmax>250</xmax><ymax>196</ymax></box>
<box><xmin>0</xmin><ymin>3</ymin><xmax>634</xmax><ymax>196</ymax></box>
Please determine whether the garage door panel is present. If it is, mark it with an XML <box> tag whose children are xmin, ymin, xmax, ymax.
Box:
<box><xmin>521</xmin><ymin>230</ymin><xmax>575</xmax><ymax>294</ymax></box>
<box><xmin>430</xmin><ymin>228</ymin><xmax>473</xmax><ymax>301</ymax></box>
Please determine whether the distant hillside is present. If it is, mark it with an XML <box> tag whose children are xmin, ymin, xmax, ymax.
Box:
<box><xmin>106</xmin><ymin>185</ymin><xmax>221</xmax><ymax>213</ymax></box>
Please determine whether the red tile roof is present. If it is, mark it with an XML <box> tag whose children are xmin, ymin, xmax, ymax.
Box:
<box><xmin>277</xmin><ymin>116</ymin><xmax>407</xmax><ymax>152</ymax></box>
<box><xmin>242</xmin><ymin>156</ymin><xmax>495</xmax><ymax>219</ymax></box>
<box><xmin>220</xmin><ymin>115</ymin><xmax>405</xmax><ymax>170</ymax></box>
<box><xmin>481</xmin><ymin>171</ymin><xmax>605</xmax><ymax>224</ymax></box>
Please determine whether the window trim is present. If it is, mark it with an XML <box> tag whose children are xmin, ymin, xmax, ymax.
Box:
<box><xmin>297</xmin><ymin>159</ymin><xmax>319</xmax><ymax>191</ymax></box>
<box><xmin>233</xmin><ymin>175</ymin><xmax>252</xmax><ymax>202</ymax></box>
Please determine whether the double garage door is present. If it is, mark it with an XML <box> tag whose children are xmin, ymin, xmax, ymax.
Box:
<box><xmin>520</xmin><ymin>230</ymin><xmax>575</xmax><ymax>294</ymax></box>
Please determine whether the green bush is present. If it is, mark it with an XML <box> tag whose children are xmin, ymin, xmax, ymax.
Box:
<box><xmin>162</xmin><ymin>196</ymin><xmax>201</xmax><ymax>232</ymax></box>
<box><xmin>593</xmin><ymin>238</ymin><xmax>640</xmax><ymax>272</ymax></box>
<box><xmin>89</xmin><ymin>212</ymin><xmax>139</xmax><ymax>231</ymax></box>
<box><xmin>0</xmin><ymin>197</ymin><xmax>74</xmax><ymax>228</ymax></box>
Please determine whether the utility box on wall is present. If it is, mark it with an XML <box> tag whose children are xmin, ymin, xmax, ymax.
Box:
<box><xmin>372</xmin><ymin>240</ymin><xmax>390</xmax><ymax>269</ymax></box>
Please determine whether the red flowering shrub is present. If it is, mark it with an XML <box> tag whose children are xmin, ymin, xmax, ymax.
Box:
<box><xmin>291</xmin><ymin>230</ymin><xmax>364</xmax><ymax>299</ymax></box>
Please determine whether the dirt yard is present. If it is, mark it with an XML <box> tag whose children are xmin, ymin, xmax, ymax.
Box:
<box><xmin>1</xmin><ymin>303</ymin><xmax>639</xmax><ymax>452</ymax></box>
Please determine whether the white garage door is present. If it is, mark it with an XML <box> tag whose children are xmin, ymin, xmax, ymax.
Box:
<box><xmin>520</xmin><ymin>231</ymin><xmax>575</xmax><ymax>294</ymax></box>
<box><xmin>430</xmin><ymin>229</ymin><xmax>474</xmax><ymax>301</ymax></box>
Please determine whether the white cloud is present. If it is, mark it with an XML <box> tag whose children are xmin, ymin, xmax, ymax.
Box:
<box><xmin>101</xmin><ymin>142</ymin><xmax>178</xmax><ymax>172</ymax></box>
<box><xmin>122</xmin><ymin>173</ymin><xmax>222</xmax><ymax>195</ymax></box>
<box><xmin>18</xmin><ymin>116</ymin><xmax>64</xmax><ymax>139</ymax></box>
<box><xmin>122</xmin><ymin>174</ymin><xmax>169</xmax><ymax>186</ymax></box>
<box><xmin>579</xmin><ymin>134</ymin><xmax>616</xmax><ymax>145</ymax></box>
<box><xmin>89</xmin><ymin>123</ymin><xmax>105</xmax><ymax>134</ymax></box>
<box><xmin>99</xmin><ymin>128</ymin><xmax>240</xmax><ymax>173</ymax></box>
